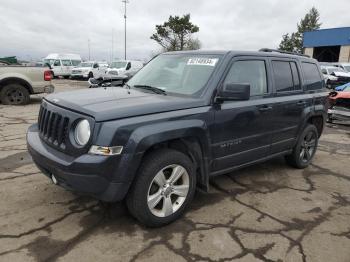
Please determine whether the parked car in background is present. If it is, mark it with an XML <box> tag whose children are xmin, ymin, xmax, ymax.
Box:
<box><xmin>106</xmin><ymin>60</ymin><xmax>143</xmax><ymax>78</ymax></box>
<box><xmin>43</xmin><ymin>54</ymin><xmax>82</xmax><ymax>78</ymax></box>
<box><xmin>27</xmin><ymin>49</ymin><xmax>327</xmax><ymax>227</ymax></box>
<box><xmin>320</xmin><ymin>65</ymin><xmax>350</xmax><ymax>88</ymax></box>
<box><xmin>0</xmin><ymin>65</ymin><xmax>53</xmax><ymax>105</ymax></box>
<box><xmin>333</xmin><ymin>62</ymin><xmax>350</xmax><ymax>73</ymax></box>
<box><xmin>71</xmin><ymin>61</ymin><xmax>109</xmax><ymax>79</ymax></box>
<box><xmin>328</xmin><ymin>86</ymin><xmax>350</xmax><ymax>123</ymax></box>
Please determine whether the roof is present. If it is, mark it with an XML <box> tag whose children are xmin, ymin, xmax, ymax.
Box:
<box><xmin>163</xmin><ymin>50</ymin><xmax>316</xmax><ymax>61</ymax></box>
<box><xmin>303</xmin><ymin>27</ymin><xmax>350</xmax><ymax>47</ymax></box>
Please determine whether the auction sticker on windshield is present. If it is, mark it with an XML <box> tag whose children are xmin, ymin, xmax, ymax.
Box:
<box><xmin>187</xmin><ymin>58</ymin><xmax>218</xmax><ymax>66</ymax></box>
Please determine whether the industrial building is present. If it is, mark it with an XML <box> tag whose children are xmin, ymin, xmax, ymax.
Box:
<box><xmin>303</xmin><ymin>27</ymin><xmax>350</xmax><ymax>62</ymax></box>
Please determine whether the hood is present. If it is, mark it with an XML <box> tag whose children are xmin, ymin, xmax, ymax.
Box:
<box><xmin>45</xmin><ymin>87</ymin><xmax>205</xmax><ymax>121</ymax></box>
<box><xmin>332</xmin><ymin>71</ymin><xmax>350</xmax><ymax>77</ymax></box>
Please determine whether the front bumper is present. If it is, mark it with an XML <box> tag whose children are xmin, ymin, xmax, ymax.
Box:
<box><xmin>71</xmin><ymin>73</ymin><xmax>89</xmax><ymax>79</ymax></box>
<box><xmin>26</xmin><ymin>124</ymin><xmax>130</xmax><ymax>202</ymax></box>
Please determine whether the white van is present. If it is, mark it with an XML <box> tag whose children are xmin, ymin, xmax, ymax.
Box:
<box><xmin>43</xmin><ymin>54</ymin><xmax>82</xmax><ymax>78</ymax></box>
<box><xmin>106</xmin><ymin>60</ymin><xmax>143</xmax><ymax>77</ymax></box>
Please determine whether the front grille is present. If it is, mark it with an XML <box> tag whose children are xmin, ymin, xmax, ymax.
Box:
<box><xmin>72</xmin><ymin>70</ymin><xmax>81</xmax><ymax>74</ymax></box>
<box><xmin>38</xmin><ymin>105</ymin><xmax>70</xmax><ymax>149</ymax></box>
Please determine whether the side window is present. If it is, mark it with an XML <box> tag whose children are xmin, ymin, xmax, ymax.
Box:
<box><xmin>224</xmin><ymin>60</ymin><xmax>267</xmax><ymax>96</ymax></box>
<box><xmin>53</xmin><ymin>60</ymin><xmax>61</xmax><ymax>66</ymax></box>
<box><xmin>272</xmin><ymin>61</ymin><xmax>294</xmax><ymax>92</ymax></box>
<box><xmin>93</xmin><ymin>63</ymin><xmax>99</xmax><ymax>68</ymax></box>
<box><xmin>290</xmin><ymin>62</ymin><xmax>301</xmax><ymax>90</ymax></box>
<box><xmin>301</xmin><ymin>62</ymin><xmax>323</xmax><ymax>90</ymax></box>
<box><xmin>62</xmin><ymin>60</ymin><xmax>72</xmax><ymax>66</ymax></box>
<box><xmin>72</xmin><ymin>60</ymin><xmax>81</xmax><ymax>66</ymax></box>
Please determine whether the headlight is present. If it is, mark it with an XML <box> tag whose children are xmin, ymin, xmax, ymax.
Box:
<box><xmin>74</xmin><ymin>119</ymin><xmax>91</xmax><ymax>146</ymax></box>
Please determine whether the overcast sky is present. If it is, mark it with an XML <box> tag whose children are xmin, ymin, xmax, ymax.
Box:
<box><xmin>1</xmin><ymin>0</ymin><xmax>350</xmax><ymax>62</ymax></box>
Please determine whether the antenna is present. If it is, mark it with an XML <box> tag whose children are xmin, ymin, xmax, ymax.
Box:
<box><xmin>112</xmin><ymin>28</ymin><xmax>114</xmax><ymax>62</ymax></box>
<box><xmin>122</xmin><ymin>0</ymin><xmax>129</xmax><ymax>60</ymax></box>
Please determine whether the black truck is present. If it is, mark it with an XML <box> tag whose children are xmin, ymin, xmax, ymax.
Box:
<box><xmin>27</xmin><ymin>49</ymin><xmax>328</xmax><ymax>227</ymax></box>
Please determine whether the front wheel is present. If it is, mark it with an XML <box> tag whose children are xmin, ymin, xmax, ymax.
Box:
<box><xmin>126</xmin><ymin>149</ymin><xmax>196</xmax><ymax>227</ymax></box>
<box><xmin>285</xmin><ymin>124</ymin><xmax>318</xmax><ymax>169</ymax></box>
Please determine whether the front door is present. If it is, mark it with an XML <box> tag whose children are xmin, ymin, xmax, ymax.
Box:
<box><xmin>211</xmin><ymin>57</ymin><xmax>274</xmax><ymax>174</ymax></box>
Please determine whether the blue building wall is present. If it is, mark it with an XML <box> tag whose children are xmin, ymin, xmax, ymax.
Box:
<box><xmin>303</xmin><ymin>27</ymin><xmax>350</xmax><ymax>47</ymax></box>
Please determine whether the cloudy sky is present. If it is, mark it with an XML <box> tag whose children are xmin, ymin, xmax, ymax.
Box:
<box><xmin>1</xmin><ymin>0</ymin><xmax>350</xmax><ymax>62</ymax></box>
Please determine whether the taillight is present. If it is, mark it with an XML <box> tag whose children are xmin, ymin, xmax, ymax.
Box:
<box><xmin>44</xmin><ymin>70</ymin><xmax>52</xmax><ymax>81</ymax></box>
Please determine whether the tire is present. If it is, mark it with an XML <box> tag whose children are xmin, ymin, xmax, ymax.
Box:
<box><xmin>88</xmin><ymin>72</ymin><xmax>93</xmax><ymax>79</ymax></box>
<box><xmin>126</xmin><ymin>148</ymin><xmax>196</xmax><ymax>227</ymax></box>
<box><xmin>0</xmin><ymin>84</ymin><xmax>30</xmax><ymax>105</ymax></box>
<box><xmin>285</xmin><ymin>124</ymin><xmax>318</xmax><ymax>169</ymax></box>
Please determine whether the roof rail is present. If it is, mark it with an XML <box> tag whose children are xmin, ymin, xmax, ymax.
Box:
<box><xmin>259</xmin><ymin>48</ymin><xmax>310</xmax><ymax>58</ymax></box>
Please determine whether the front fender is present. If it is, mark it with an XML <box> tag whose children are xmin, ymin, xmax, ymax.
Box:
<box><xmin>112</xmin><ymin>119</ymin><xmax>211</xmax><ymax>184</ymax></box>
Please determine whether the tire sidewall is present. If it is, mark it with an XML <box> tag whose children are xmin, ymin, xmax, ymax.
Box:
<box><xmin>0</xmin><ymin>84</ymin><xmax>30</xmax><ymax>105</ymax></box>
<box><xmin>128</xmin><ymin>149</ymin><xmax>196</xmax><ymax>227</ymax></box>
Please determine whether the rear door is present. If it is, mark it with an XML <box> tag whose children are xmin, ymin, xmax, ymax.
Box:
<box><xmin>268</xmin><ymin>59</ymin><xmax>311</xmax><ymax>154</ymax></box>
<box><xmin>211</xmin><ymin>56</ymin><xmax>275</xmax><ymax>173</ymax></box>
<box><xmin>61</xmin><ymin>59</ymin><xmax>73</xmax><ymax>76</ymax></box>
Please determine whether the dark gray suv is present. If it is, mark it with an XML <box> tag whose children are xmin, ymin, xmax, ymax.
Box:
<box><xmin>27</xmin><ymin>49</ymin><xmax>328</xmax><ymax>227</ymax></box>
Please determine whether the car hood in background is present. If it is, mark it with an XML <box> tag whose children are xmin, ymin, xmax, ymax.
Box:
<box><xmin>332</xmin><ymin>71</ymin><xmax>350</xmax><ymax>77</ymax></box>
<box><xmin>45</xmin><ymin>87</ymin><xmax>206</xmax><ymax>121</ymax></box>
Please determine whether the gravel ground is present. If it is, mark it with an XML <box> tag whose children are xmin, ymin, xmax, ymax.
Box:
<box><xmin>0</xmin><ymin>79</ymin><xmax>350</xmax><ymax>262</ymax></box>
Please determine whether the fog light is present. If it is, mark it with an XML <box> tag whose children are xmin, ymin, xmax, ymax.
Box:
<box><xmin>51</xmin><ymin>174</ymin><xmax>58</xmax><ymax>185</ymax></box>
<box><xmin>89</xmin><ymin>145</ymin><xmax>123</xmax><ymax>156</ymax></box>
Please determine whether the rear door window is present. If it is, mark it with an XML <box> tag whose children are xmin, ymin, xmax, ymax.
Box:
<box><xmin>62</xmin><ymin>60</ymin><xmax>72</xmax><ymax>66</ymax></box>
<box><xmin>301</xmin><ymin>62</ymin><xmax>323</xmax><ymax>90</ymax></box>
<box><xmin>272</xmin><ymin>61</ymin><xmax>294</xmax><ymax>92</ymax></box>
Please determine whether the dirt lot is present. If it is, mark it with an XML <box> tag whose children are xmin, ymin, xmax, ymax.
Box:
<box><xmin>0</xmin><ymin>79</ymin><xmax>350</xmax><ymax>262</ymax></box>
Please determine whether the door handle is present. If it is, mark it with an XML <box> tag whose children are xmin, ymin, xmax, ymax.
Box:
<box><xmin>258</xmin><ymin>105</ymin><xmax>273</xmax><ymax>112</ymax></box>
<box><xmin>297</xmin><ymin>101</ymin><xmax>307</xmax><ymax>106</ymax></box>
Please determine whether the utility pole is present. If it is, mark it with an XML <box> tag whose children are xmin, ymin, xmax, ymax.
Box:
<box><xmin>122</xmin><ymin>0</ymin><xmax>129</xmax><ymax>60</ymax></box>
<box><xmin>111</xmin><ymin>28</ymin><xmax>114</xmax><ymax>62</ymax></box>
<box><xmin>88</xmin><ymin>38</ymin><xmax>91</xmax><ymax>60</ymax></box>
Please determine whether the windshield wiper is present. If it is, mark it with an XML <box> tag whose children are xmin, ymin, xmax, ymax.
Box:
<box><xmin>133</xmin><ymin>85</ymin><xmax>167</xmax><ymax>95</ymax></box>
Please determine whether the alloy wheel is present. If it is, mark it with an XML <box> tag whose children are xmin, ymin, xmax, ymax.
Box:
<box><xmin>147</xmin><ymin>164</ymin><xmax>190</xmax><ymax>217</ymax></box>
<box><xmin>299</xmin><ymin>131</ymin><xmax>316</xmax><ymax>162</ymax></box>
<box><xmin>6</xmin><ymin>89</ymin><xmax>25</xmax><ymax>104</ymax></box>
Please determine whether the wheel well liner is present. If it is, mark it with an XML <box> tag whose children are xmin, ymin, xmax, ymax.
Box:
<box><xmin>0</xmin><ymin>77</ymin><xmax>33</xmax><ymax>94</ymax></box>
<box><xmin>307</xmin><ymin>115</ymin><xmax>324</xmax><ymax>137</ymax></box>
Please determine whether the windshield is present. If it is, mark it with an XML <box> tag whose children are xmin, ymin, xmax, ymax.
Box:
<box><xmin>110</xmin><ymin>61</ymin><xmax>127</xmax><ymax>69</ymax></box>
<box><xmin>128</xmin><ymin>54</ymin><xmax>221</xmax><ymax>96</ymax></box>
<box><xmin>79</xmin><ymin>62</ymin><xmax>93</xmax><ymax>68</ymax></box>
<box><xmin>344</xmin><ymin>66</ymin><xmax>350</xmax><ymax>72</ymax></box>
<box><xmin>343</xmin><ymin>86</ymin><xmax>350</xmax><ymax>92</ymax></box>
<box><xmin>43</xmin><ymin>59</ymin><xmax>55</xmax><ymax>65</ymax></box>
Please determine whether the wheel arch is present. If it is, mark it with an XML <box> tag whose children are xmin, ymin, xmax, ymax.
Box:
<box><xmin>0</xmin><ymin>77</ymin><xmax>34</xmax><ymax>94</ymax></box>
<box><xmin>115</xmin><ymin>120</ymin><xmax>211</xmax><ymax>192</ymax></box>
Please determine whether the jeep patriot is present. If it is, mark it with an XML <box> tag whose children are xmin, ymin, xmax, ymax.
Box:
<box><xmin>27</xmin><ymin>49</ymin><xmax>328</xmax><ymax>227</ymax></box>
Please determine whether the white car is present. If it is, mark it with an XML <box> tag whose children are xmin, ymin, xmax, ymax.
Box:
<box><xmin>320</xmin><ymin>65</ymin><xmax>350</xmax><ymax>88</ymax></box>
<box><xmin>106</xmin><ymin>60</ymin><xmax>143</xmax><ymax>77</ymax></box>
<box><xmin>71</xmin><ymin>61</ymin><xmax>109</xmax><ymax>79</ymax></box>
<box><xmin>333</xmin><ymin>62</ymin><xmax>350</xmax><ymax>73</ymax></box>
<box><xmin>43</xmin><ymin>53</ymin><xmax>81</xmax><ymax>78</ymax></box>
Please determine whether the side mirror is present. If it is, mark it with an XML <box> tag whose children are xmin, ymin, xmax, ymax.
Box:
<box><xmin>216</xmin><ymin>83</ymin><xmax>250</xmax><ymax>101</ymax></box>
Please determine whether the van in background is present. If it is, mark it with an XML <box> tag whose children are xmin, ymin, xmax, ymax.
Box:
<box><xmin>44</xmin><ymin>54</ymin><xmax>82</xmax><ymax>78</ymax></box>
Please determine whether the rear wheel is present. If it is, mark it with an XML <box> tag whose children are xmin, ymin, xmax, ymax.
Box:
<box><xmin>88</xmin><ymin>72</ymin><xmax>93</xmax><ymax>79</ymax></box>
<box><xmin>0</xmin><ymin>84</ymin><xmax>30</xmax><ymax>105</ymax></box>
<box><xmin>126</xmin><ymin>149</ymin><xmax>196</xmax><ymax>227</ymax></box>
<box><xmin>285</xmin><ymin>124</ymin><xmax>318</xmax><ymax>168</ymax></box>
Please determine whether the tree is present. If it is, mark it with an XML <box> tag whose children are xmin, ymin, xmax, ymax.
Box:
<box><xmin>278</xmin><ymin>7</ymin><xmax>321</xmax><ymax>53</ymax></box>
<box><xmin>151</xmin><ymin>14</ymin><xmax>200</xmax><ymax>51</ymax></box>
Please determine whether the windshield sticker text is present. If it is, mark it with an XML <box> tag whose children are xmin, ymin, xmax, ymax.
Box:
<box><xmin>187</xmin><ymin>58</ymin><xmax>218</xmax><ymax>66</ymax></box>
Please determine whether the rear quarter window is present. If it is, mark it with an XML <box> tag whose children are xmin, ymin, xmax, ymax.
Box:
<box><xmin>301</xmin><ymin>62</ymin><xmax>323</xmax><ymax>90</ymax></box>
